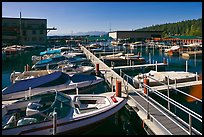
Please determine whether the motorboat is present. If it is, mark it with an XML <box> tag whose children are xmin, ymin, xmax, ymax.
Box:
<box><xmin>2</xmin><ymin>90</ymin><xmax>127</xmax><ymax>135</ymax></box>
<box><xmin>164</xmin><ymin>45</ymin><xmax>180</xmax><ymax>56</ymax></box>
<box><xmin>10</xmin><ymin>65</ymin><xmax>95</xmax><ymax>83</ymax></box>
<box><xmin>2</xmin><ymin>71</ymin><xmax>104</xmax><ymax>101</ymax></box>
<box><xmin>133</xmin><ymin>70</ymin><xmax>198</xmax><ymax>88</ymax></box>
<box><xmin>32</xmin><ymin>55</ymin><xmax>88</xmax><ymax>70</ymax></box>
<box><xmin>101</xmin><ymin>53</ymin><xmax>146</xmax><ymax>66</ymax></box>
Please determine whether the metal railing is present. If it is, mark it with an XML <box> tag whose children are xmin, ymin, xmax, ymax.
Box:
<box><xmin>120</xmin><ymin>71</ymin><xmax>202</xmax><ymax>135</ymax></box>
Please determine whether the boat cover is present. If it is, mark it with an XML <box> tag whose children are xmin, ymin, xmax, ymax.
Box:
<box><xmin>40</xmin><ymin>49</ymin><xmax>61</xmax><ymax>56</ymax></box>
<box><xmin>2</xmin><ymin>71</ymin><xmax>70</xmax><ymax>95</ymax></box>
<box><xmin>71</xmin><ymin>74</ymin><xmax>98</xmax><ymax>83</ymax></box>
<box><xmin>36</xmin><ymin>55</ymin><xmax>66</xmax><ymax>65</ymax></box>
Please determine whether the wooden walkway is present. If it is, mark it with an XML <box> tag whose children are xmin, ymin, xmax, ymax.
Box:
<box><xmin>80</xmin><ymin>45</ymin><xmax>198</xmax><ymax>135</ymax></box>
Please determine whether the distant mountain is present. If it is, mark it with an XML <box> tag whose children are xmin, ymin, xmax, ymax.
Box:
<box><xmin>135</xmin><ymin>18</ymin><xmax>202</xmax><ymax>37</ymax></box>
<box><xmin>73</xmin><ymin>31</ymin><xmax>108</xmax><ymax>36</ymax></box>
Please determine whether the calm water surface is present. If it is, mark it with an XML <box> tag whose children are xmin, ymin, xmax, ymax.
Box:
<box><xmin>2</xmin><ymin>43</ymin><xmax>202</xmax><ymax>134</ymax></box>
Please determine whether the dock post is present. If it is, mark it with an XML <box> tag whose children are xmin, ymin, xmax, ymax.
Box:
<box><xmin>12</xmin><ymin>70</ymin><xmax>16</xmax><ymax>83</ymax></box>
<box><xmin>26</xmin><ymin>64</ymin><xmax>30</xmax><ymax>71</ymax></box>
<box><xmin>155</xmin><ymin>61</ymin><xmax>158</xmax><ymax>72</ymax></box>
<box><xmin>138</xmin><ymin>52</ymin><xmax>141</xmax><ymax>57</ymax></box>
<box><xmin>53</xmin><ymin>109</ymin><xmax>57</xmax><ymax>135</ymax></box>
<box><xmin>116</xmin><ymin>80</ymin><xmax>121</xmax><ymax>97</ymax></box>
<box><xmin>163</xmin><ymin>58</ymin><xmax>167</xmax><ymax>64</ymax></box>
<box><xmin>186</xmin><ymin>60</ymin><xmax>188</xmax><ymax>72</ymax></box>
<box><xmin>46</xmin><ymin>64</ymin><xmax>49</xmax><ymax>70</ymax></box>
<box><xmin>143</xmin><ymin>77</ymin><xmax>149</xmax><ymax>94</ymax></box>
<box><xmin>167</xmin><ymin>76</ymin><xmax>170</xmax><ymax>110</ymax></box>
<box><xmin>29</xmin><ymin>87</ymin><xmax>31</xmax><ymax>99</ymax></box>
<box><xmin>111</xmin><ymin>76</ymin><xmax>114</xmax><ymax>92</ymax></box>
<box><xmin>174</xmin><ymin>78</ymin><xmax>177</xmax><ymax>88</ymax></box>
<box><xmin>95</xmin><ymin>63</ymin><xmax>99</xmax><ymax>75</ymax></box>
<box><xmin>189</xmin><ymin>114</ymin><xmax>192</xmax><ymax>135</ymax></box>
<box><xmin>144</xmin><ymin>78</ymin><xmax>150</xmax><ymax>119</ymax></box>
<box><xmin>76</xmin><ymin>83</ymin><xmax>78</xmax><ymax>95</ymax></box>
<box><xmin>195</xmin><ymin>72</ymin><xmax>198</xmax><ymax>81</ymax></box>
<box><xmin>120</xmin><ymin>69</ymin><xmax>122</xmax><ymax>77</ymax></box>
<box><xmin>24</xmin><ymin>65</ymin><xmax>27</xmax><ymax>72</ymax></box>
<box><xmin>149</xmin><ymin>53</ymin><xmax>151</xmax><ymax>64</ymax></box>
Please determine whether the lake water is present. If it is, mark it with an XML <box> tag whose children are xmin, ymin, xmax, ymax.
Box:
<box><xmin>2</xmin><ymin>43</ymin><xmax>202</xmax><ymax>135</ymax></box>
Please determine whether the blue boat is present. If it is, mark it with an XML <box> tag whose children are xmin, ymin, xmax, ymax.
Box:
<box><xmin>40</xmin><ymin>48</ymin><xmax>61</xmax><ymax>56</ymax></box>
<box><xmin>2</xmin><ymin>71</ymin><xmax>104</xmax><ymax>101</ymax></box>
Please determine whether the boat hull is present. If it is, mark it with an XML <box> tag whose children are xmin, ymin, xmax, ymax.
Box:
<box><xmin>2</xmin><ymin>93</ymin><xmax>127</xmax><ymax>135</ymax></box>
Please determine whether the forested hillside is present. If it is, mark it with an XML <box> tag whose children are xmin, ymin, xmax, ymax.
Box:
<box><xmin>136</xmin><ymin>18</ymin><xmax>202</xmax><ymax>37</ymax></box>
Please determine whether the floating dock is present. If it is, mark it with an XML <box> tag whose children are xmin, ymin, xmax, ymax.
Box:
<box><xmin>80</xmin><ymin>45</ymin><xmax>202</xmax><ymax>135</ymax></box>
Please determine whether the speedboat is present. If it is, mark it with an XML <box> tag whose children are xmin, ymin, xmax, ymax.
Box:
<box><xmin>2</xmin><ymin>90</ymin><xmax>127</xmax><ymax>135</ymax></box>
<box><xmin>2</xmin><ymin>71</ymin><xmax>104</xmax><ymax>101</ymax></box>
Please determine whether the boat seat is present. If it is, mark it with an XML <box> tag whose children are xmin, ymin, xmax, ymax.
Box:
<box><xmin>17</xmin><ymin>118</ymin><xmax>37</xmax><ymax>126</ymax></box>
<box><xmin>26</xmin><ymin>102</ymin><xmax>43</xmax><ymax>116</ymax></box>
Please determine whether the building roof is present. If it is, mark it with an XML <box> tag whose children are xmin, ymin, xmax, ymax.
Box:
<box><xmin>2</xmin><ymin>17</ymin><xmax>47</xmax><ymax>21</ymax></box>
<box><xmin>109</xmin><ymin>30</ymin><xmax>163</xmax><ymax>33</ymax></box>
<box><xmin>167</xmin><ymin>36</ymin><xmax>202</xmax><ymax>39</ymax></box>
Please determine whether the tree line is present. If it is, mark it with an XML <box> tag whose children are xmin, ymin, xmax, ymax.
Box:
<box><xmin>136</xmin><ymin>18</ymin><xmax>202</xmax><ymax>37</ymax></box>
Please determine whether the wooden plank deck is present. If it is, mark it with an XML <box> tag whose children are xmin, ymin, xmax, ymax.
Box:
<box><xmin>80</xmin><ymin>45</ymin><xmax>195</xmax><ymax>135</ymax></box>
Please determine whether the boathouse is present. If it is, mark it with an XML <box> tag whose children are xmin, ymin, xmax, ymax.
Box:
<box><xmin>163</xmin><ymin>36</ymin><xmax>202</xmax><ymax>45</ymax></box>
<box><xmin>108</xmin><ymin>30</ymin><xmax>163</xmax><ymax>41</ymax></box>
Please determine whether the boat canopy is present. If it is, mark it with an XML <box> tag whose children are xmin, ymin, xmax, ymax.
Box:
<box><xmin>71</xmin><ymin>74</ymin><xmax>97</xmax><ymax>83</ymax></box>
<box><xmin>2</xmin><ymin>71</ymin><xmax>70</xmax><ymax>95</ymax></box>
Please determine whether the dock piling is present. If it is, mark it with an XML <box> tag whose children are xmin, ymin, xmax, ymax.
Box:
<box><xmin>167</xmin><ymin>76</ymin><xmax>170</xmax><ymax>110</ymax></box>
<box><xmin>53</xmin><ymin>109</ymin><xmax>57</xmax><ymax>135</ymax></box>
<box><xmin>149</xmin><ymin>53</ymin><xmax>151</xmax><ymax>64</ymax></box>
<box><xmin>116</xmin><ymin>80</ymin><xmax>121</xmax><ymax>97</ymax></box>
<box><xmin>189</xmin><ymin>114</ymin><xmax>192</xmax><ymax>135</ymax></box>
<box><xmin>24</xmin><ymin>65</ymin><xmax>27</xmax><ymax>72</ymax></box>
<box><xmin>143</xmin><ymin>77</ymin><xmax>149</xmax><ymax>94</ymax></box>
<box><xmin>163</xmin><ymin>58</ymin><xmax>167</xmax><ymax>64</ymax></box>
<box><xmin>186</xmin><ymin>60</ymin><xmax>188</xmax><ymax>72</ymax></box>
<box><xmin>76</xmin><ymin>83</ymin><xmax>78</xmax><ymax>95</ymax></box>
<box><xmin>155</xmin><ymin>61</ymin><xmax>158</xmax><ymax>72</ymax></box>
<box><xmin>26</xmin><ymin>64</ymin><xmax>30</xmax><ymax>71</ymax></box>
<box><xmin>95</xmin><ymin>63</ymin><xmax>99</xmax><ymax>75</ymax></box>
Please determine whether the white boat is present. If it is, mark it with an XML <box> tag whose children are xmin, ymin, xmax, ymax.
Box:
<box><xmin>130</xmin><ymin>42</ymin><xmax>145</xmax><ymax>49</ymax></box>
<box><xmin>133</xmin><ymin>70</ymin><xmax>198</xmax><ymax>88</ymax></box>
<box><xmin>2</xmin><ymin>90</ymin><xmax>127</xmax><ymax>135</ymax></box>
<box><xmin>3</xmin><ymin>71</ymin><xmax>104</xmax><ymax>101</ymax></box>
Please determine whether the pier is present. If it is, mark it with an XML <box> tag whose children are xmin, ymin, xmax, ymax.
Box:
<box><xmin>80</xmin><ymin>45</ymin><xmax>202</xmax><ymax>135</ymax></box>
<box><xmin>112</xmin><ymin>62</ymin><xmax>167</xmax><ymax>70</ymax></box>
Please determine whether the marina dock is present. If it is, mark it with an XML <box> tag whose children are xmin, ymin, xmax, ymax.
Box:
<box><xmin>80</xmin><ymin>45</ymin><xmax>202</xmax><ymax>135</ymax></box>
<box><xmin>112</xmin><ymin>62</ymin><xmax>167</xmax><ymax>70</ymax></box>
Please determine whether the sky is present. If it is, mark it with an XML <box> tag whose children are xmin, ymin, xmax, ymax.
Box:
<box><xmin>2</xmin><ymin>2</ymin><xmax>202</xmax><ymax>36</ymax></box>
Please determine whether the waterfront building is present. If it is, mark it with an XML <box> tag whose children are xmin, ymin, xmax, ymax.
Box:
<box><xmin>108</xmin><ymin>30</ymin><xmax>163</xmax><ymax>41</ymax></box>
<box><xmin>2</xmin><ymin>17</ymin><xmax>47</xmax><ymax>46</ymax></box>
